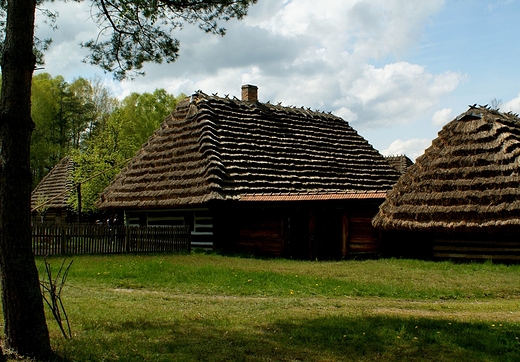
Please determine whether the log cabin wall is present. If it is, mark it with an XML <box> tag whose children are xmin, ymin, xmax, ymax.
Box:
<box><xmin>347</xmin><ymin>213</ymin><xmax>380</xmax><ymax>255</ymax></box>
<box><xmin>381</xmin><ymin>229</ymin><xmax>520</xmax><ymax>263</ymax></box>
<box><xmin>212</xmin><ymin>199</ymin><xmax>383</xmax><ymax>260</ymax></box>
<box><xmin>32</xmin><ymin>208</ymin><xmax>68</xmax><ymax>225</ymax></box>
<box><xmin>125</xmin><ymin>208</ymin><xmax>214</xmax><ymax>249</ymax></box>
<box><xmin>212</xmin><ymin>204</ymin><xmax>286</xmax><ymax>257</ymax></box>
<box><xmin>433</xmin><ymin>232</ymin><xmax>520</xmax><ymax>262</ymax></box>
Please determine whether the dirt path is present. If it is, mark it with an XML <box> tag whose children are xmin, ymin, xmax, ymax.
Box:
<box><xmin>109</xmin><ymin>287</ymin><xmax>520</xmax><ymax>323</ymax></box>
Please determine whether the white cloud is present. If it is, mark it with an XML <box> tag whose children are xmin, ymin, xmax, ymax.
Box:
<box><xmin>487</xmin><ymin>0</ymin><xmax>514</xmax><ymax>11</ymax></box>
<box><xmin>432</xmin><ymin>108</ymin><xmax>452</xmax><ymax>127</ymax></box>
<box><xmin>35</xmin><ymin>0</ymin><xmax>462</xmax><ymax>146</ymax></box>
<box><xmin>382</xmin><ymin>138</ymin><xmax>431</xmax><ymax>160</ymax></box>
<box><xmin>502</xmin><ymin>93</ymin><xmax>520</xmax><ymax>114</ymax></box>
<box><xmin>248</xmin><ymin>0</ymin><xmax>445</xmax><ymax>57</ymax></box>
<box><xmin>347</xmin><ymin>0</ymin><xmax>445</xmax><ymax>59</ymax></box>
<box><xmin>338</xmin><ymin>63</ymin><xmax>462</xmax><ymax>128</ymax></box>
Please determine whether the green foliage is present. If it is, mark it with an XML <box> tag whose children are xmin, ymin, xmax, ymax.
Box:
<box><xmin>63</xmin><ymin>77</ymin><xmax>117</xmax><ymax>152</ymax></box>
<box><xmin>108</xmin><ymin>89</ymin><xmax>184</xmax><ymax>158</ymax></box>
<box><xmin>69</xmin><ymin>89</ymin><xmax>184</xmax><ymax>213</ymax></box>
<box><xmin>30</xmin><ymin>73</ymin><xmax>116</xmax><ymax>187</ymax></box>
<box><xmin>31</xmin><ymin>73</ymin><xmax>69</xmax><ymax>185</ymax></box>
<box><xmin>68</xmin><ymin>149</ymin><xmax>126</xmax><ymax>214</ymax></box>
<box><xmin>30</xmin><ymin>76</ymin><xmax>181</xmax><ymax>213</ymax></box>
<box><xmin>84</xmin><ymin>0</ymin><xmax>258</xmax><ymax>79</ymax></box>
<box><xmin>35</xmin><ymin>194</ymin><xmax>50</xmax><ymax>223</ymax></box>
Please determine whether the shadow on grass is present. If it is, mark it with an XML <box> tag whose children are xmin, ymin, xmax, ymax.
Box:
<box><xmin>55</xmin><ymin>315</ymin><xmax>520</xmax><ymax>361</ymax></box>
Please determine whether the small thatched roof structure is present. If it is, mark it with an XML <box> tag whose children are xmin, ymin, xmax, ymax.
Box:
<box><xmin>31</xmin><ymin>156</ymin><xmax>74</xmax><ymax>211</ymax></box>
<box><xmin>373</xmin><ymin>105</ymin><xmax>520</xmax><ymax>233</ymax></box>
<box><xmin>98</xmin><ymin>88</ymin><xmax>400</xmax><ymax>210</ymax></box>
<box><xmin>384</xmin><ymin>155</ymin><xmax>414</xmax><ymax>174</ymax></box>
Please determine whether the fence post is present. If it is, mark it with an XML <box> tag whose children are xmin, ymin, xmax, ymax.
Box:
<box><xmin>60</xmin><ymin>225</ymin><xmax>66</xmax><ymax>255</ymax></box>
<box><xmin>124</xmin><ymin>226</ymin><xmax>130</xmax><ymax>253</ymax></box>
<box><xmin>186</xmin><ymin>226</ymin><xmax>191</xmax><ymax>252</ymax></box>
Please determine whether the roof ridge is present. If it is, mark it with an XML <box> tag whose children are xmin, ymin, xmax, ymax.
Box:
<box><xmin>191</xmin><ymin>89</ymin><xmax>343</xmax><ymax>120</ymax></box>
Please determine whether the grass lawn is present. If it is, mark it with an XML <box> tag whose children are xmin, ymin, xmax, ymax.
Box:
<box><xmin>21</xmin><ymin>253</ymin><xmax>520</xmax><ymax>361</ymax></box>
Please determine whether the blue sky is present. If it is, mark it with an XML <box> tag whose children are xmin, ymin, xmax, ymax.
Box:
<box><xmin>413</xmin><ymin>1</ymin><xmax>520</xmax><ymax>106</ymax></box>
<box><xmin>36</xmin><ymin>0</ymin><xmax>520</xmax><ymax>159</ymax></box>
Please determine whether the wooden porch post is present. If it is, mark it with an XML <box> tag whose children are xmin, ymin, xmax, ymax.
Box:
<box><xmin>341</xmin><ymin>212</ymin><xmax>349</xmax><ymax>258</ymax></box>
<box><xmin>308</xmin><ymin>210</ymin><xmax>316</xmax><ymax>260</ymax></box>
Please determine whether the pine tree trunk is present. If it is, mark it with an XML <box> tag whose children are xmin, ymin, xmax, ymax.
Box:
<box><xmin>0</xmin><ymin>0</ymin><xmax>52</xmax><ymax>358</ymax></box>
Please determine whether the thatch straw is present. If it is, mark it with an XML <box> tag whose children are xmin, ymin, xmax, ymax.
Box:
<box><xmin>384</xmin><ymin>155</ymin><xmax>414</xmax><ymax>174</ymax></box>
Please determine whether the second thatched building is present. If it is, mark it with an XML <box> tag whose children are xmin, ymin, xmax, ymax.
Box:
<box><xmin>373</xmin><ymin>105</ymin><xmax>520</xmax><ymax>262</ymax></box>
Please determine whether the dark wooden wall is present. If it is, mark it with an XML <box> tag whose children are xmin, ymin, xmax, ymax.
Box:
<box><xmin>379</xmin><ymin>230</ymin><xmax>434</xmax><ymax>259</ymax></box>
<box><xmin>347</xmin><ymin>215</ymin><xmax>380</xmax><ymax>254</ymax></box>
<box><xmin>380</xmin><ymin>230</ymin><xmax>520</xmax><ymax>263</ymax></box>
<box><xmin>213</xmin><ymin>205</ymin><xmax>286</xmax><ymax>256</ymax></box>
<box><xmin>213</xmin><ymin>200</ymin><xmax>383</xmax><ymax>260</ymax></box>
<box><xmin>433</xmin><ymin>232</ymin><xmax>520</xmax><ymax>262</ymax></box>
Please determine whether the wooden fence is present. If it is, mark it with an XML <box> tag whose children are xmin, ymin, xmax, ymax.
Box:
<box><xmin>32</xmin><ymin>224</ymin><xmax>191</xmax><ymax>256</ymax></box>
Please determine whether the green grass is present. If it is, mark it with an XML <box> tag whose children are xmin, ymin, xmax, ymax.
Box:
<box><xmin>26</xmin><ymin>254</ymin><xmax>520</xmax><ymax>361</ymax></box>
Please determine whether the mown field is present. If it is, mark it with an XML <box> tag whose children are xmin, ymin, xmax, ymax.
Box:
<box><xmin>19</xmin><ymin>253</ymin><xmax>520</xmax><ymax>361</ymax></box>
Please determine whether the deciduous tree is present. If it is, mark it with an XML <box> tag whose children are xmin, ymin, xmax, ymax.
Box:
<box><xmin>30</xmin><ymin>74</ymin><xmax>117</xmax><ymax>187</ymax></box>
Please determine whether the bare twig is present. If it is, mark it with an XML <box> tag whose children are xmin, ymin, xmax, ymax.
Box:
<box><xmin>40</xmin><ymin>258</ymin><xmax>74</xmax><ymax>339</ymax></box>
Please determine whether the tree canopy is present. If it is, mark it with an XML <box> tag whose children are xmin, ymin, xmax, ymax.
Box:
<box><xmin>30</xmin><ymin>73</ymin><xmax>117</xmax><ymax>186</ymax></box>
<box><xmin>84</xmin><ymin>0</ymin><xmax>257</xmax><ymax>80</ymax></box>
<box><xmin>29</xmin><ymin>73</ymin><xmax>110</xmax><ymax>212</ymax></box>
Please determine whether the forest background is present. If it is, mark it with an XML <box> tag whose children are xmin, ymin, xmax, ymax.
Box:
<box><xmin>29</xmin><ymin>73</ymin><xmax>185</xmax><ymax>214</ymax></box>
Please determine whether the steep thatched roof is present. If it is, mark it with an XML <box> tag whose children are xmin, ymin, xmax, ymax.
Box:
<box><xmin>384</xmin><ymin>155</ymin><xmax>414</xmax><ymax>174</ymax></box>
<box><xmin>31</xmin><ymin>156</ymin><xmax>74</xmax><ymax>211</ymax></box>
<box><xmin>98</xmin><ymin>90</ymin><xmax>400</xmax><ymax>210</ymax></box>
<box><xmin>373</xmin><ymin>105</ymin><xmax>520</xmax><ymax>232</ymax></box>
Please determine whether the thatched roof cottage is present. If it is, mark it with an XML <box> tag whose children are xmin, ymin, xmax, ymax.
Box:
<box><xmin>373</xmin><ymin>105</ymin><xmax>520</xmax><ymax>261</ymax></box>
<box><xmin>98</xmin><ymin>85</ymin><xmax>401</xmax><ymax>259</ymax></box>
<box><xmin>384</xmin><ymin>155</ymin><xmax>414</xmax><ymax>175</ymax></box>
<box><xmin>31</xmin><ymin>156</ymin><xmax>74</xmax><ymax>224</ymax></box>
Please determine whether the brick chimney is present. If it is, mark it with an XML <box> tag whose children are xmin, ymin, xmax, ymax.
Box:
<box><xmin>241</xmin><ymin>84</ymin><xmax>258</xmax><ymax>103</ymax></box>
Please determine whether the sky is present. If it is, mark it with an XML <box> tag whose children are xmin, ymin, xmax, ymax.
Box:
<box><xmin>35</xmin><ymin>0</ymin><xmax>520</xmax><ymax>160</ymax></box>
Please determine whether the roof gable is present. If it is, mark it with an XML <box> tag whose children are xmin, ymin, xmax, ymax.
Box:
<box><xmin>373</xmin><ymin>106</ymin><xmax>520</xmax><ymax>232</ymax></box>
<box><xmin>384</xmin><ymin>155</ymin><xmax>414</xmax><ymax>174</ymax></box>
<box><xmin>98</xmin><ymin>91</ymin><xmax>400</xmax><ymax>209</ymax></box>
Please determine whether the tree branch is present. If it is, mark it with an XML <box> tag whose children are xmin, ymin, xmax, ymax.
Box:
<box><xmin>82</xmin><ymin>0</ymin><xmax>257</xmax><ymax>79</ymax></box>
